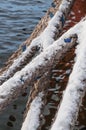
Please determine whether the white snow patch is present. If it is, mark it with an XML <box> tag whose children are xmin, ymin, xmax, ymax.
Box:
<box><xmin>72</xmin><ymin>16</ymin><xmax>76</xmax><ymax>19</ymax></box>
<box><xmin>70</xmin><ymin>11</ymin><xmax>75</xmax><ymax>15</ymax></box>
<box><xmin>21</xmin><ymin>92</ymin><xmax>43</xmax><ymax>130</ymax></box>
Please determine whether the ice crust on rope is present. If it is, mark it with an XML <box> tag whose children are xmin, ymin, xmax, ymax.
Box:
<box><xmin>50</xmin><ymin>20</ymin><xmax>86</xmax><ymax>130</ymax></box>
<box><xmin>0</xmin><ymin>0</ymin><xmax>74</xmax><ymax>83</ymax></box>
<box><xmin>0</xmin><ymin>18</ymin><xmax>85</xmax><ymax>104</ymax></box>
<box><xmin>21</xmin><ymin>92</ymin><xmax>43</xmax><ymax>130</ymax></box>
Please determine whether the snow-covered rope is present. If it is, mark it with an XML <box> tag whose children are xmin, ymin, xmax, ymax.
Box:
<box><xmin>0</xmin><ymin>0</ymin><xmax>74</xmax><ymax>85</ymax></box>
<box><xmin>21</xmin><ymin>92</ymin><xmax>44</xmax><ymax>130</ymax></box>
<box><xmin>21</xmin><ymin>72</ymin><xmax>51</xmax><ymax>130</ymax></box>
<box><xmin>50</xmin><ymin>20</ymin><xmax>86</xmax><ymax>130</ymax></box>
<box><xmin>0</xmin><ymin>18</ymin><xmax>84</xmax><ymax>112</ymax></box>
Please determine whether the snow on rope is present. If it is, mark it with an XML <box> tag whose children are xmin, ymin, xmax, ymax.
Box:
<box><xmin>21</xmin><ymin>92</ymin><xmax>43</xmax><ymax>130</ymax></box>
<box><xmin>21</xmin><ymin>71</ymin><xmax>51</xmax><ymax>130</ymax></box>
<box><xmin>50</xmin><ymin>19</ymin><xmax>86</xmax><ymax>130</ymax></box>
<box><xmin>0</xmin><ymin>18</ymin><xmax>85</xmax><ymax>112</ymax></box>
<box><xmin>0</xmin><ymin>0</ymin><xmax>74</xmax><ymax>85</ymax></box>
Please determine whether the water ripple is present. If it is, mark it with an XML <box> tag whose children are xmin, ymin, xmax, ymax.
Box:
<box><xmin>0</xmin><ymin>0</ymin><xmax>51</xmax><ymax>68</ymax></box>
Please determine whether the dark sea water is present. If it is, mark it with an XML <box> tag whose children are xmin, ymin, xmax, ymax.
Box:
<box><xmin>0</xmin><ymin>0</ymin><xmax>51</xmax><ymax>130</ymax></box>
<box><xmin>0</xmin><ymin>0</ymin><xmax>51</xmax><ymax>68</ymax></box>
